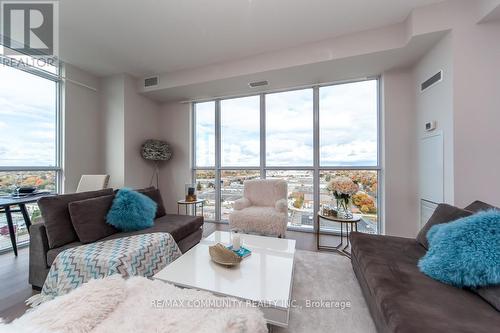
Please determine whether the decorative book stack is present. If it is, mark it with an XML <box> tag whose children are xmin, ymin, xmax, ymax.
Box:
<box><xmin>227</xmin><ymin>245</ymin><xmax>252</xmax><ymax>258</ymax></box>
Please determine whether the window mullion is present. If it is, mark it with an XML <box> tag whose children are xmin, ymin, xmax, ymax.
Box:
<box><xmin>313</xmin><ymin>86</ymin><xmax>320</xmax><ymax>232</ymax></box>
<box><xmin>57</xmin><ymin>71</ymin><xmax>63</xmax><ymax>193</ymax></box>
<box><xmin>191</xmin><ymin>103</ymin><xmax>197</xmax><ymax>170</ymax></box>
<box><xmin>260</xmin><ymin>93</ymin><xmax>266</xmax><ymax>179</ymax></box>
<box><xmin>215</xmin><ymin>99</ymin><xmax>222</xmax><ymax>222</ymax></box>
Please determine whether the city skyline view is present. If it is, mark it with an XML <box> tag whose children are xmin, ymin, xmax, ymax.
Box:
<box><xmin>195</xmin><ymin>169</ymin><xmax>378</xmax><ymax>233</ymax></box>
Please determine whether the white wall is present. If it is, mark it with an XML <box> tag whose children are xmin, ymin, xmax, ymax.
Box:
<box><xmin>101</xmin><ymin>75</ymin><xmax>125</xmax><ymax>188</ymax></box>
<box><xmin>63</xmin><ymin>64</ymin><xmax>104</xmax><ymax>193</ymax></box>
<box><xmin>123</xmin><ymin>75</ymin><xmax>161</xmax><ymax>188</ymax></box>
<box><xmin>382</xmin><ymin>69</ymin><xmax>418</xmax><ymax>237</ymax></box>
<box><xmin>413</xmin><ymin>33</ymin><xmax>454</xmax><ymax>205</ymax></box>
<box><xmin>157</xmin><ymin>102</ymin><xmax>192</xmax><ymax>213</ymax></box>
<box><xmin>100</xmin><ymin>74</ymin><xmax>161</xmax><ymax>189</ymax></box>
<box><xmin>410</xmin><ymin>0</ymin><xmax>500</xmax><ymax>209</ymax></box>
<box><xmin>452</xmin><ymin>17</ymin><xmax>500</xmax><ymax>207</ymax></box>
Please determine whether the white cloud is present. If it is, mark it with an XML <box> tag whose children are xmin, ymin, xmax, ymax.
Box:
<box><xmin>194</xmin><ymin>80</ymin><xmax>378</xmax><ymax>167</ymax></box>
<box><xmin>0</xmin><ymin>65</ymin><xmax>57</xmax><ymax>167</ymax></box>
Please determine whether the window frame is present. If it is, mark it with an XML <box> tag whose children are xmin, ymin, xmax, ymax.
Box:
<box><xmin>192</xmin><ymin>77</ymin><xmax>381</xmax><ymax>234</ymax></box>
<box><xmin>0</xmin><ymin>54</ymin><xmax>62</xmax><ymax>193</ymax></box>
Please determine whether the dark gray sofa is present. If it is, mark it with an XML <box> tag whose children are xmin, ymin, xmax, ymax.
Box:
<box><xmin>350</xmin><ymin>201</ymin><xmax>500</xmax><ymax>333</ymax></box>
<box><xmin>29</xmin><ymin>188</ymin><xmax>203</xmax><ymax>289</ymax></box>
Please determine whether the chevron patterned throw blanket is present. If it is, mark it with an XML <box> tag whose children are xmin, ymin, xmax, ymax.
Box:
<box><xmin>30</xmin><ymin>233</ymin><xmax>181</xmax><ymax>306</ymax></box>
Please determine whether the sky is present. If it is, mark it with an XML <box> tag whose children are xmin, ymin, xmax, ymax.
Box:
<box><xmin>221</xmin><ymin>96</ymin><xmax>260</xmax><ymax>166</ymax></box>
<box><xmin>195</xmin><ymin>101</ymin><xmax>216</xmax><ymax>167</ymax></box>
<box><xmin>195</xmin><ymin>80</ymin><xmax>378</xmax><ymax>168</ymax></box>
<box><xmin>0</xmin><ymin>64</ymin><xmax>57</xmax><ymax>167</ymax></box>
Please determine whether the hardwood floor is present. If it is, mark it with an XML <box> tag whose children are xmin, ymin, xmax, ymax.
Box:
<box><xmin>0</xmin><ymin>247</ymin><xmax>36</xmax><ymax>322</ymax></box>
<box><xmin>0</xmin><ymin>222</ymin><xmax>342</xmax><ymax>322</ymax></box>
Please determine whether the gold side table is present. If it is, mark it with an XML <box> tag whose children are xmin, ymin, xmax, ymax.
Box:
<box><xmin>177</xmin><ymin>199</ymin><xmax>204</xmax><ymax>216</ymax></box>
<box><xmin>316</xmin><ymin>212</ymin><xmax>361</xmax><ymax>258</ymax></box>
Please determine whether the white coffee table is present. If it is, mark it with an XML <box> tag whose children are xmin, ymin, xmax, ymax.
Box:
<box><xmin>154</xmin><ymin>231</ymin><xmax>296</xmax><ymax>327</ymax></box>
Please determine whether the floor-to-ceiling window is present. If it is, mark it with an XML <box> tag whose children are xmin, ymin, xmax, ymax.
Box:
<box><xmin>318</xmin><ymin>80</ymin><xmax>379</xmax><ymax>233</ymax></box>
<box><xmin>0</xmin><ymin>53</ymin><xmax>61</xmax><ymax>252</ymax></box>
<box><xmin>193</xmin><ymin>78</ymin><xmax>379</xmax><ymax>234</ymax></box>
<box><xmin>266</xmin><ymin>89</ymin><xmax>315</xmax><ymax>229</ymax></box>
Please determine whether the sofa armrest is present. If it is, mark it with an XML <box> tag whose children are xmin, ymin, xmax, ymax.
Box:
<box><xmin>233</xmin><ymin>198</ymin><xmax>251</xmax><ymax>211</ymax></box>
<box><xmin>275</xmin><ymin>199</ymin><xmax>288</xmax><ymax>213</ymax></box>
<box><xmin>29</xmin><ymin>223</ymin><xmax>50</xmax><ymax>288</ymax></box>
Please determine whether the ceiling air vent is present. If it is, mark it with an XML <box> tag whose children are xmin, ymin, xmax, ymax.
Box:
<box><xmin>249</xmin><ymin>80</ymin><xmax>268</xmax><ymax>88</ymax></box>
<box><xmin>144</xmin><ymin>76</ymin><xmax>159</xmax><ymax>88</ymax></box>
<box><xmin>421</xmin><ymin>70</ymin><xmax>442</xmax><ymax>92</ymax></box>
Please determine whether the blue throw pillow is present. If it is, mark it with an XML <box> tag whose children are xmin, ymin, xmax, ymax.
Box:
<box><xmin>418</xmin><ymin>210</ymin><xmax>500</xmax><ymax>287</ymax></box>
<box><xmin>106</xmin><ymin>188</ymin><xmax>157</xmax><ymax>231</ymax></box>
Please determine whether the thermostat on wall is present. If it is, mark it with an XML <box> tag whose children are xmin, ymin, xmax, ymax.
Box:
<box><xmin>425</xmin><ymin>121</ymin><xmax>436</xmax><ymax>131</ymax></box>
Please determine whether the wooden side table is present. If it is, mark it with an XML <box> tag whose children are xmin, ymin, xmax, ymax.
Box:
<box><xmin>316</xmin><ymin>212</ymin><xmax>361</xmax><ymax>258</ymax></box>
<box><xmin>177</xmin><ymin>199</ymin><xmax>204</xmax><ymax>216</ymax></box>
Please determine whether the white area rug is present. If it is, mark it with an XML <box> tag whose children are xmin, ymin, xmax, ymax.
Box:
<box><xmin>1</xmin><ymin>249</ymin><xmax>375</xmax><ymax>333</ymax></box>
<box><xmin>277</xmin><ymin>250</ymin><xmax>376</xmax><ymax>333</ymax></box>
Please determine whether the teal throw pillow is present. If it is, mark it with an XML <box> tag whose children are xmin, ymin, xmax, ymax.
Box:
<box><xmin>418</xmin><ymin>210</ymin><xmax>500</xmax><ymax>287</ymax></box>
<box><xmin>106</xmin><ymin>188</ymin><xmax>157</xmax><ymax>231</ymax></box>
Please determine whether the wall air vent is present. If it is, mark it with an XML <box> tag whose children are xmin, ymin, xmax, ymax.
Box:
<box><xmin>144</xmin><ymin>76</ymin><xmax>159</xmax><ymax>88</ymax></box>
<box><xmin>421</xmin><ymin>70</ymin><xmax>442</xmax><ymax>92</ymax></box>
<box><xmin>249</xmin><ymin>80</ymin><xmax>268</xmax><ymax>88</ymax></box>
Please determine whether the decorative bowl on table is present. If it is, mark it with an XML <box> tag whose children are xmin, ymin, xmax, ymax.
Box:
<box><xmin>209</xmin><ymin>243</ymin><xmax>242</xmax><ymax>266</ymax></box>
<box><xmin>12</xmin><ymin>186</ymin><xmax>37</xmax><ymax>197</ymax></box>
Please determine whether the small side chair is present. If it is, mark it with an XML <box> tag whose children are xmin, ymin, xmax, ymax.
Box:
<box><xmin>229</xmin><ymin>179</ymin><xmax>288</xmax><ymax>238</ymax></box>
<box><xmin>76</xmin><ymin>175</ymin><xmax>110</xmax><ymax>193</ymax></box>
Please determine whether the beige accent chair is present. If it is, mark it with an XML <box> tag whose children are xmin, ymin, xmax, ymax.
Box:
<box><xmin>229</xmin><ymin>179</ymin><xmax>288</xmax><ymax>238</ymax></box>
<box><xmin>76</xmin><ymin>175</ymin><xmax>110</xmax><ymax>193</ymax></box>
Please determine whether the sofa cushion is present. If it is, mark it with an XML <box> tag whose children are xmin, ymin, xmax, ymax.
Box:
<box><xmin>47</xmin><ymin>241</ymin><xmax>83</xmax><ymax>266</ymax></box>
<box><xmin>350</xmin><ymin>232</ymin><xmax>500</xmax><ymax>333</ymax></box>
<box><xmin>229</xmin><ymin>206</ymin><xmax>287</xmax><ymax>236</ymax></box>
<box><xmin>69</xmin><ymin>195</ymin><xmax>118</xmax><ymax>244</ymax></box>
<box><xmin>416</xmin><ymin>204</ymin><xmax>472</xmax><ymax>249</ymax></box>
<box><xmin>102</xmin><ymin>214</ymin><xmax>204</xmax><ymax>244</ymax></box>
<box><xmin>473</xmin><ymin>285</ymin><xmax>500</xmax><ymax>311</ymax></box>
<box><xmin>107</xmin><ymin>188</ymin><xmax>157</xmax><ymax>231</ymax></box>
<box><xmin>465</xmin><ymin>200</ymin><xmax>499</xmax><ymax>212</ymax></box>
<box><xmin>418</xmin><ymin>210</ymin><xmax>500</xmax><ymax>287</ymax></box>
<box><xmin>38</xmin><ymin>188</ymin><xmax>114</xmax><ymax>249</ymax></box>
<box><xmin>137</xmin><ymin>187</ymin><xmax>166</xmax><ymax>218</ymax></box>
<box><xmin>46</xmin><ymin>214</ymin><xmax>204</xmax><ymax>266</ymax></box>
<box><xmin>350</xmin><ymin>232</ymin><xmax>426</xmax><ymax>280</ymax></box>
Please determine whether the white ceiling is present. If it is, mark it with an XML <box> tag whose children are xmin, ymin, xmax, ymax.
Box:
<box><xmin>59</xmin><ymin>0</ymin><xmax>444</xmax><ymax>77</ymax></box>
<box><xmin>143</xmin><ymin>31</ymin><xmax>447</xmax><ymax>102</ymax></box>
